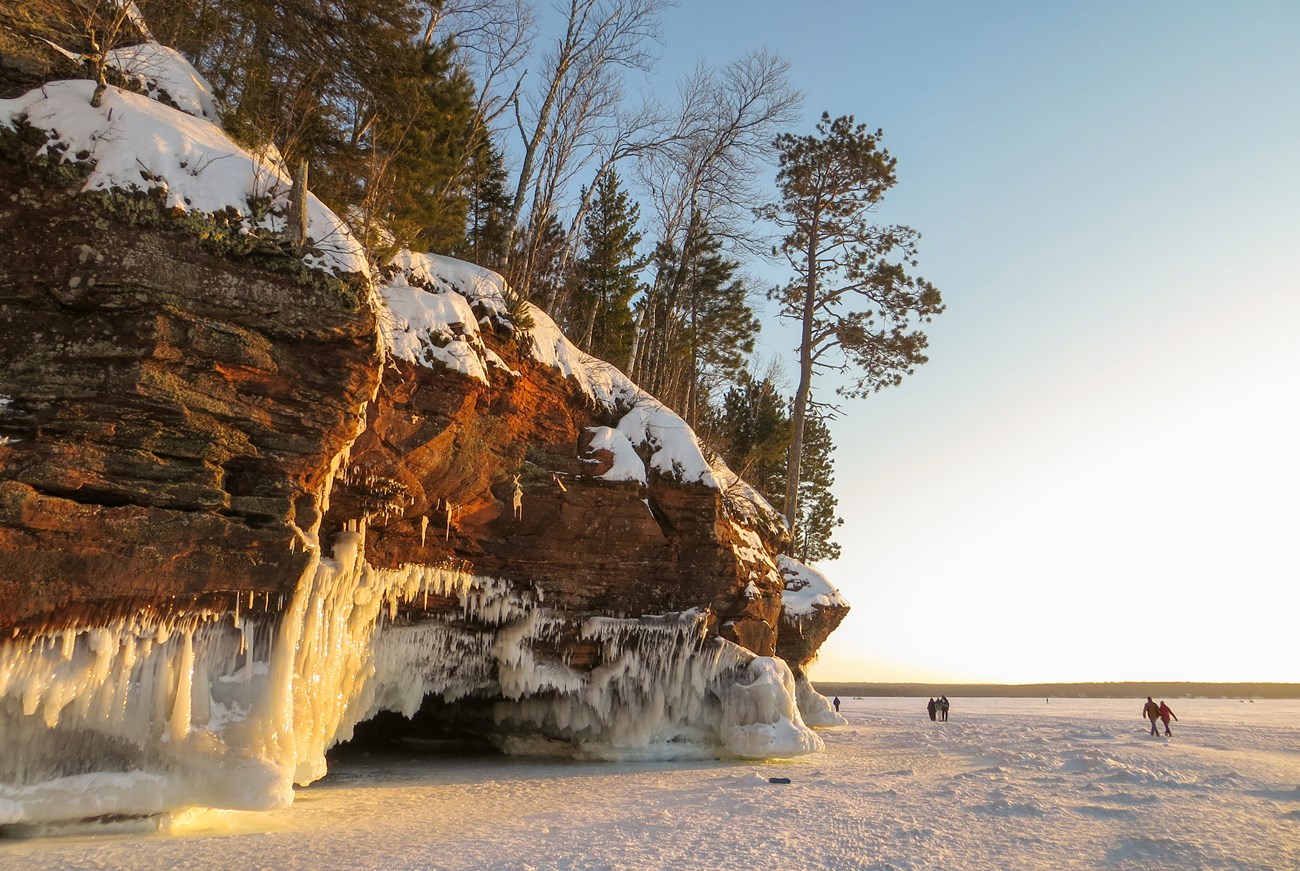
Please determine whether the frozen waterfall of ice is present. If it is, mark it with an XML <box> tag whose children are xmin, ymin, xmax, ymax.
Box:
<box><xmin>0</xmin><ymin>521</ymin><xmax>824</xmax><ymax>827</ymax></box>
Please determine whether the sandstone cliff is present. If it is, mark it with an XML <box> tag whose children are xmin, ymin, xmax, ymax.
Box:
<box><xmin>0</xmin><ymin>32</ymin><xmax>849</xmax><ymax>828</ymax></box>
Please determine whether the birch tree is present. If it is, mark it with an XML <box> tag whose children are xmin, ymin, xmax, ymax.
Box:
<box><xmin>627</xmin><ymin>49</ymin><xmax>800</xmax><ymax>389</ymax></box>
<box><xmin>501</xmin><ymin>0</ymin><xmax>666</xmax><ymax>278</ymax></box>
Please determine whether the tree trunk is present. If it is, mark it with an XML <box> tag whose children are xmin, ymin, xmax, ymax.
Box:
<box><xmin>579</xmin><ymin>288</ymin><xmax>600</xmax><ymax>352</ymax></box>
<box><xmin>627</xmin><ymin>289</ymin><xmax>653</xmax><ymax>378</ymax></box>
<box><xmin>501</xmin><ymin>2</ymin><xmax>579</xmax><ymax>269</ymax></box>
<box><xmin>548</xmin><ymin>160</ymin><xmax>612</xmax><ymax>311</ymax></box>
<box><xmin>88</xmin><ymin>29</ymin><xmax>107</xmax><ymax>108</ymax></box>
<box><xmin>784</xmin><ymin>221</ymin><xmax>819</xmax><ymax>535</ymax></box>
<box><xmin>288</xmin><ymin>159</ymin><xmax>310</xmax><ymax>251</ymax></box>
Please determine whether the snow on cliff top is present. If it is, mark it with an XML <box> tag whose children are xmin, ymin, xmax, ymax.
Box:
<box><xmin>778</xmin><ymin>556</ymin><xmax>848</xmax><ymax>617</ymax></box>
<box><xmin>0</xmin><ymin>77</ymin><xmax>367</xmax><ymax>278</ymax></box>
<box><xmin>584</xmin><ymin>427</ymin><xmax>646</xmax><ymax>484</ymax></box>
<box><xmin>382</xmin><ymin>251</ymin><xmax>733</xmax><ymax>490</ymax></box>
<box><xmin>105</xmin><ymin>42</ymin><xmax>221</xmax><ymax>122</ymax></box>
<box><xmin>0</xmin><ymin>38</ymin><xmax>774</xmax><ymax>507</ymax></box>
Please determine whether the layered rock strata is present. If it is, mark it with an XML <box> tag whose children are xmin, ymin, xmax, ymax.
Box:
<box><xmin>0</xmin><ymin>35</ymin><xmax>849</xmax><ymax>828</ymax></box>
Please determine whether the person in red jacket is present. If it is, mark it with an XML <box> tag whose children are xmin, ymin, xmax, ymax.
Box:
<box><xmin>1143</xmin><ymin>697</ymin><xmax>1161</xmax><ymax>735</ymax></box>
<box><xmin>1158</xmin><ymin>701</ymin><xmax>1178</xmax><ymax>736</ymax></box>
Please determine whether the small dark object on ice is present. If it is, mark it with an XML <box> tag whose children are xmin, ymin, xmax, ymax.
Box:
<box><xmin>768</xmin><ymin>777</ymin><xmax>791</xmax><ymax>784</ymax></box>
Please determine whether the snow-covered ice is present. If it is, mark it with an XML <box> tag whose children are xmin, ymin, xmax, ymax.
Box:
<box><xmin>4</xmin><ymin>697</ymin><xmax>1296</xmax><ymax>869</ymax></box>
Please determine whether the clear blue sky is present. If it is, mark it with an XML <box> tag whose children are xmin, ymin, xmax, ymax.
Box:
<box><xmin>642</xmin><ymin>1</ymin><xmax>1300</xmax><ymax>682</ymax></box>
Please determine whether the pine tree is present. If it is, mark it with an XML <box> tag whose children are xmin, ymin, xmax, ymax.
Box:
<box><xmin>681</xmin><ymin>237</ymin><xmax>759</xmax><ymax>417</ymax></box>
<box><xmin>634</xmin><ymin>227</ymin><xmax>760</xmax><ymax>426</ymax></box>
<box><xmin>349</xmin><ymin>35</ymin><xmax>479</xmax><ymax>255</ymax></box>
<box><xmin>794</xmin><ymin>416</ymin><xmax>843</xmax><ymax>562</ymax></box>
<box><xmin>710</xmin><ymin>373</ymin><xmax>791</xmax><ymax>509</ymax></box>
<box><xmin>572</xmin><ymin>171</ymin><xmax>645</xmax><ymax>362</ymax></box>
<box><xmin>142</xmin><ymin>0</ymin><xmax>480</xmax><ymax>255</ymax></box>
<box><xmin>458</xmin><ymin>139</ymin><xmax>512</xmax><ymax>270</ymax></box>
<box><xmin>759</xmin><ymin>112</ymin><xmax>943</xmax><ymax>534</ymax></box>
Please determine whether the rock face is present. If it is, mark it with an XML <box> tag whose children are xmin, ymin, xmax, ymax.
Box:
<box><xmin>340</xmin><ymin>352</ymin><xmax>785</xmax><ymax>647</ymax></box>
<box><xmin>0</xmin><ymin>39</ymin><xmax>848</xmax><ymax>828</ymax></box>
<box><xmin>0</xmin><ymin>145</ymin><xmax>380</xmax><ymax>626</ymax></box>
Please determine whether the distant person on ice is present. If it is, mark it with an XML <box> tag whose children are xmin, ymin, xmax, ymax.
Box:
<box><xmin>833</xmin><ymin>696</ymin><xmax>841</xmax><ymax>714</ymax></box>
<box><xmin>940</xmin><ymin>696</ymin><xmax>950</xmax><ymax>722</ymax></box>
<box><xmin>927</xmin><ymin>698</ymin><xmax>937</xmax><ymax>721</ymax></box>
<box><xmin>1158</xmin><ymin>701</ymin><xmax>1178</xmax><ymax>736</ymax></box>
<box><xmin>1143</xmin><ymin>696</ymin><xmax>1162</xmax><ymax>735</ymax></box>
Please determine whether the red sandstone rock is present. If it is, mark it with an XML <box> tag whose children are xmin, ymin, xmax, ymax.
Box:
<box><xmin>0</xmin><ymin>104</ymin><xmax>840</xmax><ymax>676</ymax></box>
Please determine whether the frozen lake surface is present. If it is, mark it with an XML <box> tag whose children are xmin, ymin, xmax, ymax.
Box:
<box><xmin>3</xmin><ymin>697</ymin><xmax>1298</xmax><ymax>869</ymax></box>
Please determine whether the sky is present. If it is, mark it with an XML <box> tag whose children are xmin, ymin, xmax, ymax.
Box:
<box><xmin>637</xmin><ymin>1</ymin><xmax>1300</xmax><ymax>683</ymax></box>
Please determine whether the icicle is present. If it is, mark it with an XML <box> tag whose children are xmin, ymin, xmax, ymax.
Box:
<box><xmin>243</xmin><ymin>622</ymin><xmax>254</xmax><ymax>684</ymax></box>
<box><xmin>420</xmin><ymin>515</ymin><xmax>428</xmax><ymax>547</ymax></box>
<box><xmin>168</xmin><ymin>630</ymin><xmax>194</xmax><ymax>744</ymax></box>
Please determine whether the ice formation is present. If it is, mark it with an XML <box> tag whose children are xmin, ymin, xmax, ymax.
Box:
<box><xmin>489</xmin><ymin>616</ymin><xmax>821</xmax><ymax>760</ymax></box>
<box><xmin>0</xmin><ymin>604</ymin><xmax>295</xmax><ymax>825</ymax></box>
<box><xmin>0</xmin><ymin>535</ymin><xmax>823</xmax><ymax>825</ymax></box>
<box><xmin>721</xmin><ymin>658</ymin><xmax>825</xmax><ymax>758</ymax></box>
<box><xmin>795</xmin><ymin>674</ymin><xmax>848</xmax><ymax>727</ymax></box>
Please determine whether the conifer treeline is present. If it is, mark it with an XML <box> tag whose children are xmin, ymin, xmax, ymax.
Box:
<box><xmin>131</xmin><ymin>0</ymin><xmax>845</xmax><ymax>560</ymax></box>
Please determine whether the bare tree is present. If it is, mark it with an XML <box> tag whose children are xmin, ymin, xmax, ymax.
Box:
<box><xmin>76</xmin><ymin>1</ymin><xmax>138</xmax><ymax>108</ymax></box>
<box><xmin>423</xmin><ymin>0</ymin><xmax>533</xmax><ymax>113</ymax></box>
<box><xmin>513</xmin><ymin>57</ymin><xmax>621</xmax><ymax>299</ymax></box>
<box><xmin>419</xmin><ymin>0</ymin><xmax>536</xmax><ymax>168</ymax></box>
<box><xmin>542</xmin><ymin>99</ymin><xmax>670</xmax><ymax>316</ymax></box>
<box><xmin>626</xmin><ymin>49</ymin><xmax>801</xmax><ymax>381</ymax></box>
<box><xmin>501</xmin><ymin>0</ymin><xmax>669</xmax><ymax>278</ymax></box>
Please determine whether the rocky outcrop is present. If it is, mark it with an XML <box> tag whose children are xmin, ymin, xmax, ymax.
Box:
<box><xmin>775</xmin><ymin>556</ymin><xmax>851</xmax><ymax>677</ymax></box>
<box><xmin>0</xmin><ymin>136</ymin><xmax>379</xmax><ymax>626</ymax></box>
<box><xmin>0</xmin><ymin>34</ymin><xmax>848</xmax><ymax>828</ymax></box>
<box><xmin>338</xmin><ymin>351</ymin><xmax>786</xmax><ymax>648</ymax></box>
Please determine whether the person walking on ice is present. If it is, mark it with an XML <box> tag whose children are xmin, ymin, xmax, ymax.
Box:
<box><xmin>1143</xmin><ymin>696</ymin><xmax>1161</xmax><ymax>735</ymax></box>
<box><xmin>1158</xmin><ymin>700</ymin><xmax>1178</xmax><ymax>736</ymax></box>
